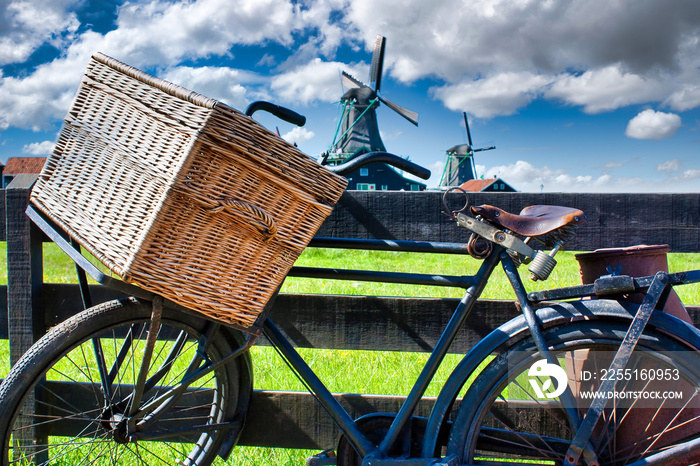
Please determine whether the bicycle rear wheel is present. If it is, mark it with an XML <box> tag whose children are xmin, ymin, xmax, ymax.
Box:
<box><xmin>0</xmin><ymin>298</ymin><xmax>251</xmax><ymax>466</ymax></box>
<box><xmin>448</xmin><ymin>320</ymin><xmax>700</xmax><ymax>465</ymax></box>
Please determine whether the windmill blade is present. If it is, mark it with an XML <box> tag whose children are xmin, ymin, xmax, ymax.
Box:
<box><xmin>369</xmin><ymin>35</ymin><xmax>386</xmax><ymax>92</ymax></box>
<box><xmin>378</xmin><ymin>95</ymin><xmax>419</xmax><ymax>126</ymax></box>
<box><xmin>463</xmin><ymin>112</ymin><xmax>473</xmax><ymax>147</ymax></box>
<box><xmin>341</xmin><ymin>71</ymin><xmax>365</xmax><ymax>90</ymax></box>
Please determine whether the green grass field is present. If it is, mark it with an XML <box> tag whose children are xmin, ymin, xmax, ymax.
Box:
<box><xmin>1</xmin><ymin>243</ymin><xmax>699</xmax><ymax>464</ymax></box>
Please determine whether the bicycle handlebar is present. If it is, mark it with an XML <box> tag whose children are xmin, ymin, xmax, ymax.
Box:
<box><xmin>324</xmin><ymin>151</ymin><xmax>431</xmax><ymax>180</ymax></box>
<box><xmin>244</xmin><ymin>101</ymin><xmax>306</xmax><ymax>127</ymax></box>
<box><xmin>243</xmin><ymin>102</ymin><xmax>430</xmax><ymax>181</ymax></box>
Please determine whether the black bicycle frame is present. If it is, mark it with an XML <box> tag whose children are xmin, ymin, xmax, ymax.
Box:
<box><xmin>262</xmin><ymin>244</ymin><xmax>503</xmax><ymax>460</ymax></box>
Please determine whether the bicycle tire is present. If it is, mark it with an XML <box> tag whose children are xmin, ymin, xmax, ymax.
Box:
<box><xmin>447</xmin><ymin>320</ymin><xmax>700</xmax><ymax>465</ymax></box>
<box><xmin>0</xmin><ymin>297</ymin><xmax>252</xmax><ymax>466</ymax></box>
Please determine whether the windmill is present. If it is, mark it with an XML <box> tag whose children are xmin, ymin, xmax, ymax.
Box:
<box><xmin>326</xmin><ymin>35</ymin><xmax>419</xmax><ymax>165</ymax></box>
<box><xmin>439</xmin><ymin>112</ymin><xmax>495</xmax><ymax>188</ymax></box>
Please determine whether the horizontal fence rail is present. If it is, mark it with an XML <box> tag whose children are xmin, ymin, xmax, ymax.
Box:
<box><xmin>3</xmin><ymin>176</ymin><xmax>700</xmax><ymax>450</ymax></box>
<box><xmin>318</xmin><ymin>191</ymin><xmax>700</xmax><ymax>252</ymax></box>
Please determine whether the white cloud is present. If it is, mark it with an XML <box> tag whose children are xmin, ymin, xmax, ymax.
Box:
<box><xmin>657</xmin><ymin>159</ymin><xmax>681</xmax><ymax>173</ymax></box>
<box><xmin>340</xmin><ymin>0</ymin><xmax>700</xmax><ymax>115</ymax></box>
<box><xmin>292</xmin><ymin>0</ymin><xmax>349</xmax><ymax>58</ymax></box>
<box><xmin>0</xmin><ymin>0</ymin><xmax>81</xmax><ymax>65</ymax></box>
<box><xmin>0</xmin><ymin>0</ymin><xmax>307</xmax><ymax>131</ymax></box>
<box><xmin>482</xmin><ymin>160</ymin><xmax>646</xmax><ymax>193</ymax></box>
<box><xmin>22</xmin><ymin>140</ymin><xmax>54</xmax><ymax>155</ymax></box>
<box><xmin>426</xmin><ymin>160</ymin><xmax>446</xmax><ymax>187</ymax></box>
<box><xmin>0</xmin><ymin>55</ymin><xmax>87</xmax><ymax>130</ymax></box>
<box><xmin>282</xmin><ymin>126</ymin><xmax>315</xmax><ymax>146</ymax></box>
<box><xmin>271</xmin><ymin>58</ymin><xmax>358</xmax><ymax>104</ymax></box>
<box><xmin>3</xmin><ymin>0</ymin><xmax>700</xmax><ymax>138</ymax></box>
<box><xmin>432</xmin><ymin>72</ymin><xmax>553</xmax><ymax>118</ymax></box>
<box><xmin>673</xmin><ymin>169</ymin><xmax>700</xmax><ymax>182</ymax></box>
<box><xmin>604</xmin><ymin>162</ymin><xmax>623</xmax><ymax>168</ymax></box>
<box><xmin>665</xmin><ymin>84</ymin><xmax>700</xmax><ymax>112</ymax></box>
<box><xmin>625</xmin><ymin>109</ymin><xmax>682</xmax><ymax>140</ymax></box>
<box><xmin>103</xmin><ymin>0</ymin><xmax>298</xmax><ymax>68</ymax></box>
<box><xmin>344</xmin><ymin>0</ymin><xmax>700</xmax><ymax>81</ymax></box>
<box><xmin>257</xmin><ymin>54</ymin><xmax>277</xmax><ymax>67</ymax></box>
<box><xmin>546</xmin><ymin>65</ymin><xmax>669</xmax><ymax>114</ymax></box>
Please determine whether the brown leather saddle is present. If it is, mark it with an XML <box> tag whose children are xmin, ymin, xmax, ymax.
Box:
<box><xmin>470</xmin><ymin>204</ymin><xmax>585</xmax><ymax>237</ymax></box>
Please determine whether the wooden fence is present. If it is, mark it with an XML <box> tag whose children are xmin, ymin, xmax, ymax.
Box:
<box><xmin>2</xmin><ymin>174</ymin><xmax>700</xmax><ymax>450</ymax></box>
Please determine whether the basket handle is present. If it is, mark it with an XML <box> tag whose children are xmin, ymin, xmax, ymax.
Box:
<box><xmin>208</xmin><ymin>198</ymin><xmax>278</xmax><ymax>242</ymax></box>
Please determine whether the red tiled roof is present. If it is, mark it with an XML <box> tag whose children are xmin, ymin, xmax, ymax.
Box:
<box><xmin>3</xmin><ymin>157</ymin><xmax>47</xmax><ymax>175</ymax></box>
<box><xmin>460</xmin><ymin>178</ymin><xmax>495</xmax><ymax>192</ymax></box>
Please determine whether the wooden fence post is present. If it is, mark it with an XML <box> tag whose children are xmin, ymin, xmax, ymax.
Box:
<box><xmin>5</xmin><ymin>175</ymin><xmax>46</xmax><ymax>460</ymax></box>
<box><xmin>6</xmin><ymin>174</ymin><xmax>43</xmax><ymax>364</ymax></box>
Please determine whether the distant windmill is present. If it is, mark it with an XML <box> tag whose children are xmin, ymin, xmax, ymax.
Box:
<box><xmin>326</xmin><ymin>35</ymin><xmax>419</xmax><ymax>163</ymax></box>
<box><xmin>439</xmin><ymin>112</ymin><xmax>495</xmax><ymax>188</ymax></box>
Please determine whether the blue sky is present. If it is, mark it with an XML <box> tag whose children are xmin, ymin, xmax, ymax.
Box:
<box><xmin>1</xmin><ymin>0</ymin><xmax>700</xmax><ymax>192</ymax></box>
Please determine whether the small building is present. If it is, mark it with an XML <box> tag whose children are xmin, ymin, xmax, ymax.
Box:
<box><xmin>346</xmin><ymin>163</ymin><xmax>426</xmax><ymax>191</ymax></box>
<box><xmin>460</xmin><ymin>177</ymin><xmax>516</xmax><ymax>193</ymax></box>
<box><xmin>3</xmin><ymin>157</ymin><xmax>47</xmax><ymax>188</ymax></box>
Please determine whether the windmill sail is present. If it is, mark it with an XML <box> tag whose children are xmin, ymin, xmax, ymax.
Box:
<box><xmin>369</xmin><ymin>35</ymin><xmax>385</xmax><ymax>91</ymax></box>
<box><xmin>378</xmin><ymin>95</ymin><xmax>418</xmax><ymax>126</ymax></box>
<box><xmin>332</xmin><ymin>36</ymin><xmax>419</xmax><ymax>159</ymax></box>
<box><xmin>327</xmin><ymin>35</ymin><xmax>426</xmax><ymax>191</ymax></box>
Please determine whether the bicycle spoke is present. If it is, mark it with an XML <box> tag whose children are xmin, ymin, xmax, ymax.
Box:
<box><xmin>91</xmin><ymin>337</ymin><xmax>114</xmax><ymax>403</ymax></box>
<box><xmin>144</xmin><ymin>329</ymin><xmax>189</xmax><ymax>391</ymax></box>
<box><xmin>492</xmin><ymin>402</ymin><xmax>564</xmax><ymax>458</ymax></box>
<box><xmin>511</xmin><ymin>375</ymin><xmax>573</xmax><ymax>435</ymax></box>
<box><xmin>132</xmin><ymin>438</ymin><xmax>174</xmax><ymax>464</ymax></box>
<box><xmin>146</xmin><ymin>339</ymin><xmax>200</xmax><ymax>405</ymax></box>
<box><xmin>643</xmin><ymin>390</ymin><xmax>700</xmax><ymax>456</ymax></box>
<box><xmin>593</xmin><ymin>356</ymin><xmax>648</xmax><ymax>460</ymax></box>
<box><xmin>10</xmin><ymin>433</ymin><xmax>108</xmax><ymax>465</ymax></box>
<box><xmin>78</xmin><ymin>342</ymin><xmax>104</xmax><ymax>412</ymax></box>
<box><xmin>88</xmin><ymin>440</ymin><xmax>112</xmax><ymax>466</ymax></box>
<box><xmin>129</xmin><ymin>300</ymin><xmax>163</xmax><ymax>418</ymax></box>
<box><xmin>107</xmin><ymin>324</ymin><xmax>138</xmax><ymax>387</ymax></box>
<box><xmin>482</xmin><ymin>411</ymin><xmax>563</xmax><ymax>459</ymax></box>
<box><xmin>134</xmin><ymin>333</ymin><xmax>218</xmax><ymax>428</ymax></box>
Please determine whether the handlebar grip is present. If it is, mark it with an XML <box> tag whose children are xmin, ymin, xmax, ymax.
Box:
<box><xmin>326</xmin><ymin>151</ymin><xmax>431</xmax><ymax>180</ymax></box>
<box><xmin>244</xmin><ymin>101</ymin><xmax>306</xmax><ymax>127</ymax></box>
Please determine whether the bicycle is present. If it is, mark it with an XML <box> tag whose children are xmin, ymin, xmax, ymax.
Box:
<box><xmin>1</xmin><ymin>104</ymin><xmax>700</xmax><ymax>466</ymax></box>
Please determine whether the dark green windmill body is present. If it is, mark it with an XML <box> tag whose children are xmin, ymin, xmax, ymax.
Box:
<box><xmin>440</xmin><ymin>143</ymin><xmax>478</xmax><ymax>187</ymax></box>
<box><xmin>334</xmin><ymin>87</ymin><xmax>386</xmax><ymax>155</ymax></box>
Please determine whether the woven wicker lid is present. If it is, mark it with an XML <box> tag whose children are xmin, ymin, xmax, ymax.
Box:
<box><xmin>92</xmin><ymin>52</ymin><xmax>219</xmax><ymax>109</ymax></box>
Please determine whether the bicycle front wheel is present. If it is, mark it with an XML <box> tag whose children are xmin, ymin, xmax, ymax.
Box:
<box><xmin>0</xmin><ymin>298</ymin><xmax>251</xmax><ymax>466</ymax></box>
<box><xmin>448</xmin><ymin>320</ymin><xmax>700</xmax><ymax>465</ymax></box>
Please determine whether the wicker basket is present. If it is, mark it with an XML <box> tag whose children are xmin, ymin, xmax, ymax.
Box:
<box><xmin>31</xmin><ymin>52</ymin><xmax>347</xmax><ymax>329</ymax></box>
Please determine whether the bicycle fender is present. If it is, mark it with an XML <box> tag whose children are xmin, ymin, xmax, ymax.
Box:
<box><xmin>420</xmin><ymin>298</ymin><xmax>700</xmax><ymax>458</ymax></box>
